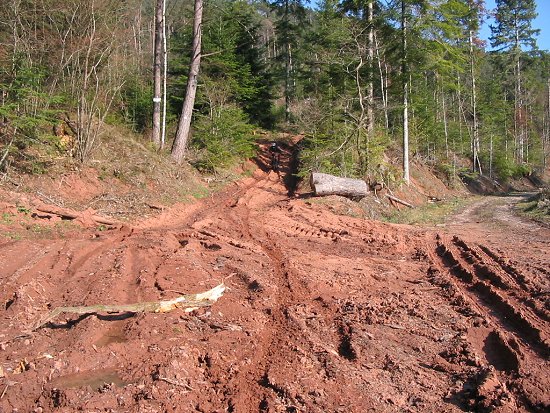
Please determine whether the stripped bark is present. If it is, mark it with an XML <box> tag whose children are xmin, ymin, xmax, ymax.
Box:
<box><xmin>32</xmin><ymin>283</ymin><xmax>226</xmax><ymax>331</ymax></box>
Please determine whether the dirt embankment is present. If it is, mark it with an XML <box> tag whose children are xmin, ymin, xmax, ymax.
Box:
<box><xmin>0</xmin><ymin>144</ymin><xmax>549</xmax><ymax>412</ymax></box>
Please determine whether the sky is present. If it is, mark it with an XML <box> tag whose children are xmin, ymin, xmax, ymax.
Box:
<box><xmin>480</xmin><ymin>0</ymin><xmax>550</xmax><ymax>51</ymax></box>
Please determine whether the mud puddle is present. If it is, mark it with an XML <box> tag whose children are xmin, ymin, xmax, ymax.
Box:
<box><xmin>49</xmin><ymin>368</ymin><xmax>129</xmax><ymax>391</ymax></box>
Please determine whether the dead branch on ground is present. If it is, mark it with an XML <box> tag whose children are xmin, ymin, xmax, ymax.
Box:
<box><xmin>31</xmin><ymin>283</ymin><xmax>226</xmax><ymax>331</ymax></box>
<box><xmin>386</xmin><ymin>194</ymin><xmax>414</xmax><ymax>208</ymax></box>
<box><xmin>34</xmin><ymin>203</ymin><xmax>118</xmax><ymax>226</ymax></box>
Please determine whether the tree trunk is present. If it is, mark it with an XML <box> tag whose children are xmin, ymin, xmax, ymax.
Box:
<box><xmin>161</xmin><ymin>0</ymin><xmax>168</xmax><ymax>149</ymax></box>
<box><xmin>366</xmin><ymin>0</ymin><xmax>374</xmax><ymax>143</ymax></box>
<box><xmin>285</xmin><ymin>41</ymin><xmax>293</xmax><ymax>123</ymax></box>
<box><xmin>171</xmin><ymin>0</ymin><xmax>203</xmax><ymax>163</ymax></box>
<box><xmin>402</xmin><ymin>0</ymin><xmax>410</xmax><ymax>184</ymax></box>
<box><xmin>353</xmin><ymin>50</ymin><xmax>365</xmax><ymax>172</ymax></box>
<box><xmin>489</xmin><ymin>134</ymin><xmax>493</xmax><ymax>179</ymax></box>
<box><xmin>375</xmin><ymin>32</ymin><xmax>389</xmax><ymax>130</ymax></box>
<box><xmin>284</xmin><ymin>0</ymin><xmax>293</xmax><ymax>124</ymax></box>
<box><xmin>442</xmin><ymin>82</ymin><xmax>449</xmax><ymax>159</ymax></box>
<box><xmin>310</xmin><ymin>173</ymin><xmax>369</xmax><ymax>198</ymax></box>
<box><xmin>470</xmin><ymin>28</ymin><xmax>481</xmax><ymax>174</ymax></box>
<box><xmin>456</xmin><ymin>74</ymin><xmax>465</xmax><ymax>156</ymax></box>
<box><xmin>514</xmin><ymin>26</ymin><xmax>524</xmax><ymax>164</ymax></box>
<box><xmin>152</xmin><ymin>0</ymin><xmax>163</xmax><ymax>148</ymax></box>
<box><xmin>544</xmin><ymin>78</ymin><xmax>550</xmax><ymax>171</ymax></box>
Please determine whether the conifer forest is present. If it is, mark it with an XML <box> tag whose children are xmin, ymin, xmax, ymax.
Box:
<box><xmin>1</xmin><ymin>0</ymin><xmax>549</xmax><ymax>181</ymax></box>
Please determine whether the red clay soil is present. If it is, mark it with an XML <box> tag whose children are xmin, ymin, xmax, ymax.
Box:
<box><xmin>0</xmin><ymin>144</ymin><xmax>548</xmax><ymax>413</ymax></box>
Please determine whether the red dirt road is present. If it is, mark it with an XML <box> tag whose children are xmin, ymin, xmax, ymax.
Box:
<box><xmin>0</xmin><ymin>147</ymin><xmax>549</xmax><ymax>412</ymax></box>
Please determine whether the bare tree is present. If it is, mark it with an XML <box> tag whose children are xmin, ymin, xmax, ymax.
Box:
<box><xmin>70</xmin><ymin>0</ymin><xmax>125</xmax><ymax>162</ymax></box>
<box><xmin>162</xmin><ymin>0</ymin><xmax>168</xmax><ymax>149</ymax></box>
<box><xmin>469</xmin><ymin>20</ymin><xmax>482</xmax><ymax>174</ymax></box>
<box><xmin>543</xmin><ymin>78</ymin><xmax>550</xmax><ymax>171</ymax></box>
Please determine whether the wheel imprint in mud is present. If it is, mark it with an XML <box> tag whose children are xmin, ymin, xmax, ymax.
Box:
<box><xmin>429</xmin><ymin>233</ymin><xmax>550</xmax><ymax>411</ymax></box>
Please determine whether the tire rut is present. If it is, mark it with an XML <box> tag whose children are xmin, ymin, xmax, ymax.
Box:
<box><xmin>428</xmin><ymin>233</ymin><xmax>550</xmax><ymax>411</ymax></box>
<box><xmin>211</xmin><ymin>195</ymin><xmax>303</xmax><ymax>410</ymax></box>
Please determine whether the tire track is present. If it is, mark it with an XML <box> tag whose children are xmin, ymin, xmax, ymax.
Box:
<box><xmin>183</xmin><ymin>163</ymin><xmax>318</xmax><ymax>411</ymax></box>
<box><xmin>435</xmin><ymin>234</ymin><xmax>549</xmax><ymax>356</ymax></box>
<box><xmin>429</xmin><ymin>233</ymin><xmax>550</xmax><ymax>411</ymax></box>
<box><xmin>211</xmin><ymin>183</ymin><xmax>302</xmax><ymax>411</ymax></box>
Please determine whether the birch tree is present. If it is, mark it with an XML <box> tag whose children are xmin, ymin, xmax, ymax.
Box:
<box><xmin>468</xmin><ymin>0</ymin><xmax>484</xmax><ymax>174</ymax></box>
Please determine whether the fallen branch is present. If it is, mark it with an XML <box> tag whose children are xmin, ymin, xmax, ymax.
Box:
<box><xmin>31</xmin><ymin>283</ymin><xmax>226</xmax><ymax>331</ymax></box>
<box><xmin>34</xmin><ymin>203</ymin><xmax>118</xmax><ymax>226</ymax></box>
<box><xmin>1</xmin><ymin>383</ymin><xmax>9</xmax><ymax>399</ymax></box>
<box><xmin>386</xmin><ymin>194</ymin><xmax>414</xmax><ymax>208</ymax></box>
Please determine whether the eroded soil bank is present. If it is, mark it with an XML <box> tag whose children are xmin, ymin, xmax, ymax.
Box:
<box><xmin>0</xmin><ymin>147</ymin><xmax>548</xmax><ymax>412</ymax></box>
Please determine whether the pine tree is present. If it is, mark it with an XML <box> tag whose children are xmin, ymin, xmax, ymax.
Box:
<box><xmin>490</xmin><ymin>0</ymin><xmax>539</xmax><ymax>164</ymax></box>
<box><xmin>172</xmin><ymin>0</ymin><xmax>204</xmax><ymax>164</ymax></box>
<box><xmin>269</xmin><ymin>0</ymin><xmax>306</xmax><ymax>123</ymax></box>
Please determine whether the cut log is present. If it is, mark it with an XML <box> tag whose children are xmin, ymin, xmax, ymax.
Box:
<box><xmin>310</xmin><ymin>173</ymin><xmax>369</xmax><ymax>198</ymax></box>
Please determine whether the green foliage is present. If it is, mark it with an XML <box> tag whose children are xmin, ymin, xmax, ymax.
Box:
<box><xmin>0</xmin><ymin>56</ymin><xmax>67</xmax><ymax>174</ymax></box>
<box><xmin>16</xmin><ymin>205</ymin><xmax>31</xmax><ymax>215</ymax></box>
<box><xmin>191</xmin><ymin>105</ymin><xmax>257</xmax><ymax>171</ymax></box>
<box><xmin>517</xmin><ymin>189</ymin><xmax>550</xmax><ymax>224</ymax></box>
<box><xmin>435</xmin><ymin>163</ymin><xmax>455</xmax><ymax>182</ymax></box>
<box><xmin>1</xmin><ymin>213</ymin><xmax>14</xmax><ymax>224</ymax></box>
<box><xmin>489</xmin><ymin>153</ymin><xmax>532</xmax><ymax>180</ymax></box>
<box><xmin>170</xmin><ymin>0</ymin><xmax>274</xmax><ymax>128</ymax></box>
<box><xmin>202</xmin><ymin>1</ymin><xmax>273</xmax><ymax>124</ymax></box>
<box><xmin>0</xmin><ymin>59</ymin><xmax>64</xmax><ymax>135</ymax></box>
<box><xmin>298</xmin><ymin>111</ymin><xmax>390</xmax><ymax>179</ymax></box>
<box><xmin>121</xmin><ymin>76</ymin><xmax>153</xmax><ymax>132</ymax></box>
<box><xmin>490</xmin><ymin>0</ymin><xmax>539</xmax><ymax>52</ymax></box>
